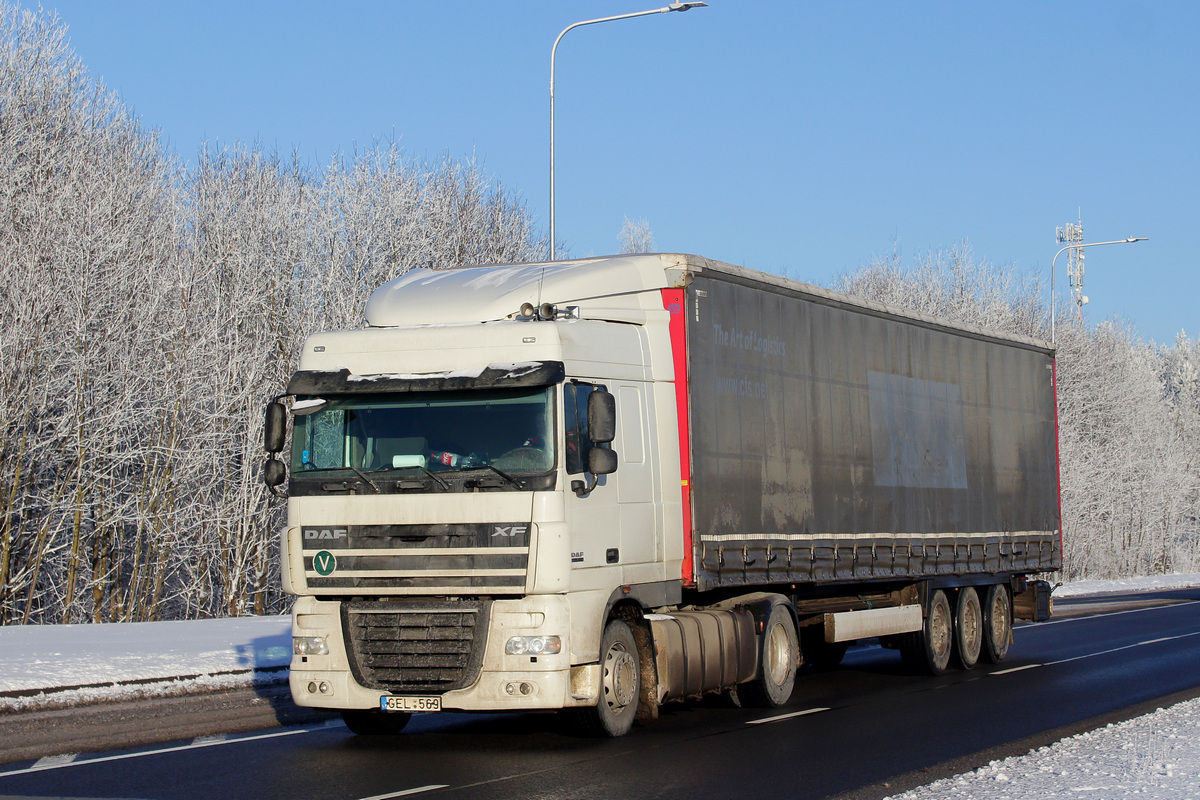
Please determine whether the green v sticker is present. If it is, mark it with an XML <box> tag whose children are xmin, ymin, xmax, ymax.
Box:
<box><xmin>314</xmin><ymin>550</ymin><xmax>337</xmax><ymax>576</ymax></box>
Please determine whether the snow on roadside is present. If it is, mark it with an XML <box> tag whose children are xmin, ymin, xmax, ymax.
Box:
<box><xmin>1053</xmin><ymin>572</ymin><xmax>1200</xmax><ymax>598</ymax></box>
<box><xmin>881</xmin><ymin>573</ymin><xmax>1200</xmax><ymax>799</ymax></box>
<box><xmin>0</xmin><ymin>615</ymin><xmax>290</xmax><ymax>712</ymax></box>
<box><xmin>884</xmin><ymin>697</ymin><xmax>1200</xmax><ymax>800</ymax></box>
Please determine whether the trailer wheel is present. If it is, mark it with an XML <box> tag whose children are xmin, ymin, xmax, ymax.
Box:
<box><xmin>341</xmin><ymin>709</ymin><xmax>411</xmax><ymax>735</ymax></box>
<box><xmin>569</xmin><ymin>619</ymin><xmax>641</xmax><ymax>737</ymax></box>
<box><xmin>900</xmin><ymin>589</ymin><xmax>952</xmax><ymax>675</ymax></box>
<box><xmin>739</xmin><ymin>604</ymin><xmax>798</xmax><ymax>708</ymax></box>
<box><xmin>981</xmin><ymin>584</ymin><xmax>1013</xmax><ymax>663</ymax></box>
<box><xmin>953</xmin><ymin>587</ymin><xmax>982</xmax><ymax>669</ymax></box>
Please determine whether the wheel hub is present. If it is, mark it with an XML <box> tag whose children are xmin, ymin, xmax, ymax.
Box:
<box><xmin>604</xmin><ymin>644</ymin><xmax>637</xmax><ymax>709</ymax></box>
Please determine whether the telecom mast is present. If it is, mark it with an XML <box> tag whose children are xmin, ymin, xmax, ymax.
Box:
<box><xmin>1056</xmin><ymin>218</ymin><xmax>1087</xmax><ymax>323</ymax></box>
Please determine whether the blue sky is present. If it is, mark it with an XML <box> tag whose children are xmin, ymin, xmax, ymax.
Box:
<box><xmin>29</xmin><ymin>0</ymin><xmax>1198</xmax><ymax>345</ymax></box>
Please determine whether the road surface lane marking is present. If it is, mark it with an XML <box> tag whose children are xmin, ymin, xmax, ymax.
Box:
<box><xmin>31</xmin><ymin>753</ymin><xmax>77</xmax><ymax>769</ymax></box>
<box><xmin>358</xmin><ymin>786</ymin><xmax>449</xmax><ymax>800</ymax></box>
<box><xmin>0</xmin><ymin>727</ymin><xmax>309</xmax><ymax>777</ymax></box>
<box><xmin>1031</xmin><ymin>598</ymin><xmax>1200</xmax><ymax>627</ymax></box>
<box><xmin>746</xmin><ymin>707</ymin><xmax>830</xmax><ymax>725</ymax></box>
<box><xmin>1043</xmin><ymin>630</ymin><xmax>1200</xmax><ymax>667</ymax></box>
<box><xmin>990</xmin><ymin>664</ymin><xmax>1042</xmax><ymax>675</ymax></box>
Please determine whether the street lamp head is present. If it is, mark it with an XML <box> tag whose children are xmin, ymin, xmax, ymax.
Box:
<box><xmin>1126</xmin><ymin>237</ymin><xmax>1148</xmax><ymax>243</ymax></box>
<box><xmin>667</xmin><ymin>1</ymin><xmax>708</xmax><ymax>10</ymax></box>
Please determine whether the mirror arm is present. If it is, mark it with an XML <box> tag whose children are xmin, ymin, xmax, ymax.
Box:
<box><xmin>571</xmin><ymin>474</ymin><xmax>599</xmax><ymax>498</ymax></box>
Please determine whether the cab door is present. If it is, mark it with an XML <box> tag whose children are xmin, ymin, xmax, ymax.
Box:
<box><xmin>562</xmin><ymin>381</ymin><xmax>658</xmax><ymax>582</ymax></box>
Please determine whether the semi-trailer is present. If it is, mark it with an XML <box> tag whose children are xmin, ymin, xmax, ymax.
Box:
<box><xmin>263</xmin><ymin>252</ymin><xmax>1060</xmax><ymax>737</ymax></box>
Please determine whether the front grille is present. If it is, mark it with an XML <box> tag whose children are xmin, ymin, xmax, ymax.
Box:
<box><xmin>343</xmin><ymin>598</ymin><xmax>490</xmax><ymax>693</ymax></box>
<box><xmin>302</xmin><ymin>523</ymin><xmax>530</xmax><ymax>593</ymax></box>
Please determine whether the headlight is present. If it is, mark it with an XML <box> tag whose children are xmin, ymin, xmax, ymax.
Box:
<box><xmin>505</xmin><ymin>635</ymin><xmax>561</xmax><ymax>655</ymax></box>
<box><xmin>293</xmin><ymin>636</ymin><xmax>329</xmax><ymax>656</ymax></box>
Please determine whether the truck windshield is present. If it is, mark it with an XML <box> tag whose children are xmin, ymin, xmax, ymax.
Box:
<box><xmin>290</xmin><ymin>386</ymin><xmax>555</xmax><ymax>478</ymax></box>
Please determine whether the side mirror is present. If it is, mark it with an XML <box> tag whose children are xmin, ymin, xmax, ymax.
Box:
<box><xmin>263</xmin><ymin>457</ymin><xmax>287</xmax><ymax>488</ymax></box>
<box><xmin>264</xmin><ymin>400</ymin><xmax>287</xmax><ymax>453</ymax></box>
<box><xmin>573</xmin><ymin>445</ymin><xmax>619</xmax><ymax>497</ymax></box>
<box><xmin>587</xmin><ymin>446</ymin><xmax>618</xmax><ymax>476</ymax></box>
<box><xmin>587</xmin><ymin>390</ymin><xmax>616</xmax><ymax>444</ymax></box>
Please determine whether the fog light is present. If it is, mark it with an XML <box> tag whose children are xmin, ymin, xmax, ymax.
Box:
<box><xmin>505</xmin><ymin>635</ymin><xmax>561</xmax><ymax>655</ymax></box>
<box><xmin>307</xmin><ymin>682</ymin><xmax>318</xmax><ymax>694</ymax></box>
<box><xmin>294</xmin><ymin>636</ymin><xmax>328</xmax><ymax>656</ymax></box>
<box><xmin>520</xmin><ymin>682</ymin><xmax>533</xmax><ymax>695</ymax></box>
<box><xmin>319</xmin><ymin>681</ymin><xmax>331</xmax><ymax>694</ymax></box>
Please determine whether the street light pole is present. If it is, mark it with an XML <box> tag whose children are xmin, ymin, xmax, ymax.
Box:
<box><xmin>549</xmin><ymin>2</ymin><xmax>706</xmax><ymax>260</ymax></box>
<box><xmin>1050</xmin><ymin>236</ymin><xmax>1148</xmax><ymax>343</ymax></box>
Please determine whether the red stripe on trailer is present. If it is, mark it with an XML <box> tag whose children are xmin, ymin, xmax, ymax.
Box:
<box><xmin>662</xmin><ymin>288</ymin><xmax>695</xmax><ymax>587</ymax></box>
<box><xmin>1052</xmin><ymin>357</ymin><xmax>1064</xmax><ymax>561</ymax></box>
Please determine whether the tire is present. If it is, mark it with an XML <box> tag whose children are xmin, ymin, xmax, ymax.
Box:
<box><xmin>341</xmin><ymin>709</ymin><xmax>411</xmax><ymax>735</ymax></box>
<box><xmin>981</xmin><ymin>583</ymin><xmax>1013</xmax><ymax>664</ymax></box>
<box><xmin>800</xmin><ymin>624</ymin><xmax>848</xmax><ymax>670</ymax></box>
<box><xmin>738</xmin><ymin>604</ymin><xmax>799</xmax><ymax>708</ymax></box>
<box><xmin>900</xmin><ymin>589</ymin><xmax>952</xmax><ymax>675</ymax></box>
<box><xmin>953</xmin><ymin>587</ymin><xmax>982</xmax><ymax>670</ymax></box>
<box><xmin>571</xmin><ymin>619</ymin><xmax>641</xmax><ymax>737</ymax></box>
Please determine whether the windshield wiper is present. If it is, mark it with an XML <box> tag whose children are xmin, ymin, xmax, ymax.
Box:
<box><xmin>459</xmin><ymin>464</ymin><xmax>525</xmax><ymax>489</ymax></box>
<box><xmin>375</xmin><ymin>464</ymin><xmax>452</xmax><ymax>492</ymax></box>
<box><xmin>348</xmin><ymin>466</ymin><xmax>381</xmax><ymax>494</ymax></box>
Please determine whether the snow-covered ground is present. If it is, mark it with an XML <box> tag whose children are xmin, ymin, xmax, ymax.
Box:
<box><xmin>1051</xmin><ymin>572</ymin><xmax>1200</xmax><ymax>598</ymax></box>
<box><xmin>884</xmin><ymin>573</ymin><xmax>1200</xmax><ymax>800</ymax></box>
<box><xmin>0</xmin><ymin>614</ymin><xmax>290</xmax><ymax>712</ymax></box>
<box><xmin>884</xmin><ymin>698</ymin><xmax>1200</xmax><ymax>800</ymax></box>
<box><xmin>1</xmin><ymin>575</ymin><xmax>1199</xmax><ymax>797</ymax></box>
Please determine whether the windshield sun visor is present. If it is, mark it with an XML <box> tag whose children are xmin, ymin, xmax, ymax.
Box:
<box><xmin>287</xmin><ymin>361</ymin><xmax>565</xmax><ymax>396</ymax></box>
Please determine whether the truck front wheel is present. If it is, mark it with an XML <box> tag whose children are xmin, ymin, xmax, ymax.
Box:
<box><xmin>570</xmin><ymin>619</ymin><xmax>641</xmax><ymax>737</ymax></box>
<box><xmin>739</xmin><ymin>604</ymin><xmax>798</xmax><ymax>708</ymax></box>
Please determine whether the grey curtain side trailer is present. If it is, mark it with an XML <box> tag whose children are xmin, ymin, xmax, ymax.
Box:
<box><xmin>668</xmin><ymin>259</ymin><xmax>1061</xmax><ymax>597</ymax></box>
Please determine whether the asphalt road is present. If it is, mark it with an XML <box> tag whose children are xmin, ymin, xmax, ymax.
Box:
<box><xmin>2</xmin><ymin>588</ymin><xmax>1198</xmax><ymax>800</ymax></box>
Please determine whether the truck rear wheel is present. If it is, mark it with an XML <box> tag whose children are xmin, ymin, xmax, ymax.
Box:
<box><xmin>982</xmin><ymin>583</ymin><xmax>1013</xmax><ymax>663</ymax></box>
<box><xmin>900</xmin><ymin>589</ymin><xmax>952</xmax><ymax>675</ymax></box>
<box><xmin>953</xmin><ymin>587</ymin><xmax>982</xmax><ymax>669</ymax></box>
<box><xmin>341</xmin><ymin>709</ymin><xmax>411</xmax><ymax>735</ymax></box>
<box><xmin>570</xmin><ymin>619</ymin><xmax>641</xmax><ymax>737</ymax></box>
<box><xmin>739</xmin><ymin>604</ymin><xmax>798</xmax><ymax>707</ymax></box>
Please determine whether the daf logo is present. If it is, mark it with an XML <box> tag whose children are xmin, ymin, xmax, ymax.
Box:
<box><xmin>492</xmin><ymin>525</ymin><xmax>528</xmax><ymax>538</ymax></box>
<box><xmin>304</xmin><ymin>528</ymin><xmax>347</xmax><ymax>540</ymax></box>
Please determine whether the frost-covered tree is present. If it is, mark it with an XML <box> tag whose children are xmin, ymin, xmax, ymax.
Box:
<box><xmin>618</xmin><ymin>216</ymin><xmax>655</xmax><ymax>254</ymax></box>
<box><xmin>0</xmin><ymin>3</ymin><xmax>182</xmax><ymax>623</ymax></box>
<box><xmin>0</xmin><ymin>3</ymin><xmax>545</xmax><ymax>623</ymax></box>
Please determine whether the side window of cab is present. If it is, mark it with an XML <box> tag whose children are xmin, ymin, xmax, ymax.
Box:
<box><xmin>564</xmin><ymin>382</ymin><xmax>603</xmax><ymax>474</ymax></box>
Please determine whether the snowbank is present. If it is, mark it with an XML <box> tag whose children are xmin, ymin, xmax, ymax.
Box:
<box><xmin>1053</xmin><ymin>572</ymin><xmax>1200</xmax><ymax>598</ymax></box>
<box><xmin>885</xmin><ymin>697</ymin><xmax>1200</xmax><ymax>800</ymax></box>
<box><xmin>0</xmin><ymin>615</ymin><xmax>289</xmax><ymax>712</ymax></box>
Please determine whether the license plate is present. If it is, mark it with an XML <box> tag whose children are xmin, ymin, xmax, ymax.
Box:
<box><xmin>380</xmin><ymin>695</ymin><xmax>441</xmax><ymax>712</ymax></box>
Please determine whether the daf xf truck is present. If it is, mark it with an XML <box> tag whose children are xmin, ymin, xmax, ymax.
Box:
<box><xmin>263</xmin><ymin>253</ymin><xmax>1060</xmax><ymax>737</ymax></box>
